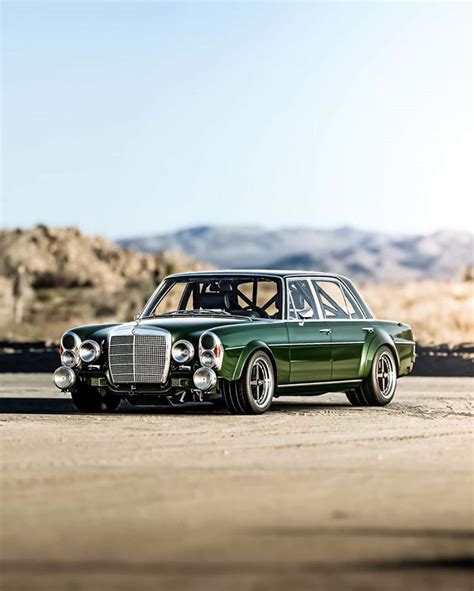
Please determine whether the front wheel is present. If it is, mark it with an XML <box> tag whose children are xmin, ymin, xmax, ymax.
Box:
<box><xmin>71</xmin><ymin>386</ymin><xmax>121</xmax><ymax>413</ymax></box>
<box><xmin>346</xmin><ymin>346</ymin><xmax>397</xmax><ymax>407</ymax></box>
<box><xmin>221</xmin><ymin>351</ymin><xmax>275</xmax><ymax>415</ymax></box>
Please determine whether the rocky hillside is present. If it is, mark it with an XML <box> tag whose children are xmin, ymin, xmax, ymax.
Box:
<box><xmin>120</xmin><ymin>226</ymin><xmax>474</xmax><ymax>282</ymax></box>
<box><xmin>0</xmin><ymin>225</ymin><xmax>201</xmax><ymax>291</ymax></box>
<box><xmin>0</xmin><ymin>226</ymin><xmax>204</xmax><ymax>341</ymax></box>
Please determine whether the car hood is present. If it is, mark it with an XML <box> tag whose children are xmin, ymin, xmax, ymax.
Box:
<box><xmin>70</xmin><ymin>316</ymin><xmax>253</xmax><ymax>343</ymax></box>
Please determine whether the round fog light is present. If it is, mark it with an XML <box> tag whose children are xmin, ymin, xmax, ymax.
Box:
<box><xmin>193</xmin><ymin>367</ymin><xmax>217</xmax><ymax>391</ymax></box>
<box><xmin>79</xmin><ymin>340</ymin><xmax>101</xmax><ymax>363</ymax></box>
<box><xmin>61</xmin><ymin>349</ymin><xmax>79</xmax><ymax>368</ymax></box>
<box><xmin>53</xmin><ymin>366</ymin><xmax>76</xmax><ymax>390</ymax></box>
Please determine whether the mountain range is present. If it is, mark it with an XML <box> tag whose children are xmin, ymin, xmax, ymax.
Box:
<box><xmin>119</xmin><ymin>226</ymin><xmax>473</xmax><ymax>282</ymax></box>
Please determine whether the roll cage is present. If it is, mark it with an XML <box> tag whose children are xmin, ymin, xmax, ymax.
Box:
<box><xmin>141</xmin><ymin>271</ymin><xmax>373</xmax><ymax>321</ymax></box>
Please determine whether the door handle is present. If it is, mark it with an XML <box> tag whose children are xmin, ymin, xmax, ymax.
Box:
<box><xmin>362</xmin><ymin>327</ymin><xmax>374</xmax><ymax>334</ymax></box>
<box><xmin>319</xmin><ymin>328</ymin><xmax>331</xmax><ymax>334</ymax></box>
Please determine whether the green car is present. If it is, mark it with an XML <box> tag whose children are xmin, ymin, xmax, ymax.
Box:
<box><xmin>53</xmin><ymin>270</ymin><xmax>416</xmax><ymax>414</ymax></box>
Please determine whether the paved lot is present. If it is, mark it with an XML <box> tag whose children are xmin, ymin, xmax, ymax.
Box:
<box><xmin>0</xmin><ymin>375</ymin><xmax>473</xmax><ymax>590</ymax></box>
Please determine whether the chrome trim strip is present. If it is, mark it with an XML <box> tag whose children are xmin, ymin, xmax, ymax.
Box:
<box><xmin>279</xmin><ymin>379</ymin><xmax>363</xmax><ymax>388</ymax></box>
<box><xmin>394</xmin><ymin>339</ymin><xmax>416</xmax><ymax>346</ymax></box>
<box><xmin>227</xmin><ymin>341</ymin><xmax>366</xmax><ymax>350</ymax></box>
<box><xmin>132</xmin><ymin>328</ymin><xmax>136</xmax><ymax>383</ymax></box>
<box><xmin>287</xmin><ymin>342</ymin><xmax>340</xmax><ymax>346</ymax></box>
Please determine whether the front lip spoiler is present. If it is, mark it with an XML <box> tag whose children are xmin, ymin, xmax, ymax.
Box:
<box><xmin>105</xmin><ymin>371</ymin><xmax>174</xmax><ymax>395</ymax></box>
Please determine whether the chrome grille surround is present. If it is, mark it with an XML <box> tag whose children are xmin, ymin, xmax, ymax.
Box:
<box><xmin>108</xmin><ymin>325</ymin><xmax>171</xmax><ymax>384</ymax></box>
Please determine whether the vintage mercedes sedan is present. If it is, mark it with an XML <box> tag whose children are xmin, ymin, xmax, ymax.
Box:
<box><xmin>53</xmin><ymin>270</ymin><xmax>416</xmax><ymax>414</ymax></box>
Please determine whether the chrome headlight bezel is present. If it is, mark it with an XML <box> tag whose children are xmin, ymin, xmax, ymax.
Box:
<box><xmin>199</xmin><ymin>332</ymin><xmax>223</xmax><ymax>370</ymax></box>
<box><xmin>79</xmin><ymin>339</ymin><xmax>101</xmax><ymax>364</ymax></box>
<box><xmin>172</xmin><ymin>340</ymin><xmax>195</xmax><ymax>363</ymax></box>
<box><xmin>53</xmin><ymin>366</ymin><xmax>76</xmax><ymax>390</ymax></box>
<box><xmin>61</xmin><ymin>349</ymin><xmax>80</xmax><ymax>368</ymax></box>
<box><xmin>61</xmin><ymin>331</ymin><xmax>81</xmax><ymax>351</ymax></box>
<box><xmin>193</xmin><ymin>367</ymin><xmax>217</xmax><ymax>391</ymax></box>
<box><xmin>200</xmin><ymin>350</ymin><xmax>216</xmax><ymax>368</ymax></box>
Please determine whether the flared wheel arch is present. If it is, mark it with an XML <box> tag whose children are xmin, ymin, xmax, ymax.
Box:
<box><xmin>229</xmin><ymin>341</ymin><xmax>278</xmax><ymax>384</ymax></box>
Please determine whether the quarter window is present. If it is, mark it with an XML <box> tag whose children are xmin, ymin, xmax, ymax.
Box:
<box><xmin>313</xmin><ymin>280</ymin><xmax>363</xmax><ymax>320</ymax></box>
<box><xmin>287</xmin><ymin>279</ymin><xmax>320</xmax><ymax>320</ymax></box>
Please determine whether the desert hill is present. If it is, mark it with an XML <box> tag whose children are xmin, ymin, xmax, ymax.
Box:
<box><xmin>0</xmin><ymin>225</ymin><xmax>202</xmax><ymax>291</ymax></box>
<box><xmin>0</xmin><ymin>225</ymin><xmax>204</xmax><ymax>341</ymax></box>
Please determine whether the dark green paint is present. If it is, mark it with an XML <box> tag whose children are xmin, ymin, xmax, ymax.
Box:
<box><xmin>62</xmin><ymin>271</ymin><xmax>415</xmax><ymax>396</ymax></box>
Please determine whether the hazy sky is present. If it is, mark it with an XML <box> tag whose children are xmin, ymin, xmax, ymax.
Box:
<box><xmin>2</xmin><ymin>1</ymin><xmax>472</xmax><ymax>238</ymax></box>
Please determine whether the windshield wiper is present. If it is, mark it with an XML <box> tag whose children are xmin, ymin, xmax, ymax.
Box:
<box><xmin>157</xmin><ymin>309</ymin><xmax>233</xmax><ymax>317</ymax></box>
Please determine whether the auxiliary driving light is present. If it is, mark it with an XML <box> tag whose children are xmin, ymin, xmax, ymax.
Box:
<box><xmin>79</xmin><ymin>339</ymin><xmax>101</xmax><ymax>363</ymax></box>
<box><xmin>193</xmin><ymin>367</ymin><xmax>217</xmax><ymax>391</ymax></box>
<box><xmin>53</xmin><ymin>366</ymin><xmax>76</xmax><ymax>390</ymax></box>
<box><xmin>172</xmin><ymin>340</ymin><xmax>195</xmax><ymax>363</ymax></box>
<box><xmin>61</xmin><ymin>349</ymin><xmax>80</xmax><ymax>368</ymax></box>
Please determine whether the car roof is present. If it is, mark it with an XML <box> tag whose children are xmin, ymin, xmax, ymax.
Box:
<box><xmin>166</xmin><ymin>269</ymin><xmax>352</xmax><ymax>281</ymax></box>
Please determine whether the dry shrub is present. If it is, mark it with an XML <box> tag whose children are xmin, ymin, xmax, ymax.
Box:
<box><xmin>362</xmin><ymin>281</ymin><xmax>474</xmax><ymax>346</ymax></box>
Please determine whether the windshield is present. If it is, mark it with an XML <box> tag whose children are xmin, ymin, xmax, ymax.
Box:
<box><xmin>142</xmin><ymin>276</ymin><xmax>283</xmax><ymax>320</ymax></box>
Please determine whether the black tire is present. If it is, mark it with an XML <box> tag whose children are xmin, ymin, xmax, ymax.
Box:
<box><xmin>71</xmin><ymin>385</ymin><xmax>121</xmax><ymax>413</ymax></box>
<box><xmin>220</xmin><ymin>350</ymin><xmax>275</xmax><ymax>415</ymax></box>
<box><xmin>209</xmin><ymin>397</ymin><xmax>228</xmax><ymax>410</ymax></box>
<box><xmin>347</xmin><ymin>346</ymin><xmax>398</xmax><ymax>407</ymax></box>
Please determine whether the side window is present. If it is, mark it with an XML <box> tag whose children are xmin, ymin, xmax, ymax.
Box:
<box><xmin>312</xmin><ymin>280</ymin><xmax>363</xmax><ymax>319</ymax></box>
<box><xmin>287</xmin><ymin>279</ymin><xmax>319</xmax><ymax>320</ymax></box>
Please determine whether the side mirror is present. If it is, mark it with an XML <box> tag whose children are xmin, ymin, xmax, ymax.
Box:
<box><xmin>298</xmin><ymin>307</ymin><xmax>314</xmax><ymax>325</ymax></box>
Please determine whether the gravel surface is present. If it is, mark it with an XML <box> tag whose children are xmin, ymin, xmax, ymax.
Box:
<box><xmin>0</xmin><ymin>375</ymin><xmax>473</xmax><ymax>590</ymax></box>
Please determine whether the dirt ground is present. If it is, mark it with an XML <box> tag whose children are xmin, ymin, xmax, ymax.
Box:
<box><xmin>0</xmin><ymin>375</ymin><xmax>473</xmax><ymax>591</ymax></box>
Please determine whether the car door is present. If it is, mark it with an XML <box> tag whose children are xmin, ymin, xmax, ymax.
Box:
<box><xmin>311</xmin><ymin>278</ymin><xmax>367</xmax><ymax>380</ymax></box>
<box><xmin>286</xmin><ymin>278</ymin><xmax>332</xmax><ymax>383</ymax></box>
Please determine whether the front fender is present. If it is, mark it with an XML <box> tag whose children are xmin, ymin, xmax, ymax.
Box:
<box><xmin>360</xmin><ymin>328</ymin><xmax>400</xmax><ymax>378</ymax></box>
<box><xmin>220</xmin><ymin>340</ymin><xmax>274</xmax><ymax>382</ymax></box>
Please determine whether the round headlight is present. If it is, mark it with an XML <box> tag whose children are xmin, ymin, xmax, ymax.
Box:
<box><xmin>200</xmin><ymin>350</ymin><xmax>216</xmax><ymax>368</ymax></box>
<box><xmin>79</xmin><ymin>340</ymin><xmax>101</xmax><ymax>363</ymax></box>
<box><xmin>193</xmin><ymin>367</ymin><xmax>217</xmax><ymax>391</ymax></box>
<box><xmin>53</xmin><ymin>366</ymin><xmax>76</xmax><ymax>390</ymax></box>
<box><xmin>61</xmin><ymin>349</ymin><xmax>80</xmax><ymax>368</ymax></box>
<box><xmin>61</xmin><ymin>331</ymin><xmax>81</xmax><ymax>351</ymax></box>
<box><xmin>172</xmin><ymin>340</ymin><xmax>195</xmax><ymax>363</ymax></box>
<box><xmin>201</xmin><ymin>332</ymin><xmax>217</xmax><ymax>350</ymax></box>
<box><xmin>199</xmin><ymin>332</ymin><xmax>223</xmax><ymax>370</ymax></box>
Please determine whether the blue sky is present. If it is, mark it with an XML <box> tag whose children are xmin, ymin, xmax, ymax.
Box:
<box><xmin>2</xmin><ymin>1</ymin><xmax>472</xmax><ymax>238</ymax></box>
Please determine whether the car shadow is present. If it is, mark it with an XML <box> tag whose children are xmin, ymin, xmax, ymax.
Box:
<box><xmin>0</xmin><ymin>397</ymin><xmax>352</xmax><ymax>416</ymax></box>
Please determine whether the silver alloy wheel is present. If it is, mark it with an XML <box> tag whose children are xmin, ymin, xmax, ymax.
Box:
<box><xmin>376</xmin><ymin>351</ymin><xmax>396</xmax><ymax>398</ymax></box>
<box><xmin>250</xmin><ymin>358</ymin><xmax>273</xmax><ymax>408</ymax></box>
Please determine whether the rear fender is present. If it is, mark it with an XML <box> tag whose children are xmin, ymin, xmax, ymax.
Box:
<box><xmin>360</xmin><ymin>328</ymin><xmax>400</xmax><ymax>378</ymax></box>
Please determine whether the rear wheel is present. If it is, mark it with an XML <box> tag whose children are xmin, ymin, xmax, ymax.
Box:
<box><xmin>221</xmin><ymin>351</ymin><xmax>275</xmax><ymax>415</ymax></box>
<box><xmin>346</xmin><ymin>346</ymin><xmax>397</xmax><ymax>407</ymax></box>
<box><xmin>71</xmin><ymin>385</ymin><xmax>121</xmax><ymax>413</ymax></box>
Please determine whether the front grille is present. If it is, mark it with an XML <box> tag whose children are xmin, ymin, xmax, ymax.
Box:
<box><xmin>109</xmin><ymin>333</ymin><xmax>169</xmax><ymax>384</ymax></box>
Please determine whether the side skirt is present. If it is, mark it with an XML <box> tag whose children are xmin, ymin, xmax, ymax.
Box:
<box><xmin>276</xmin><ymin>379</ymin><xmax>363</xmax><ymax>396</ymax></box>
